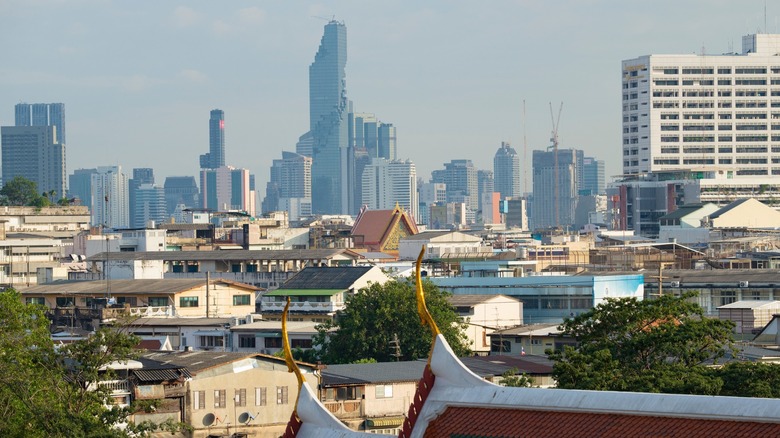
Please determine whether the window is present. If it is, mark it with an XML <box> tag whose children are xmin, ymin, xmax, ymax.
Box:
<box><xmin>193</xmin><ymin>390</ymin><xmax>205</xmax><ymax>410</ymax></box>
<box><xmin>277</xmin><ymin>386</ymin><xmax>289</xmax><ymax>405</ymax></box>
<box><xmin>265</xmin><ymin>337</ymin><xmax>282</xmax><ymax>348</ymax></box>
<box><xmin>26</xmin><ymin>297</ymin><xmax>45</xmax><ymax>305</ymax></box>
<box><xmin>375</xmin><ymin>385</ymin><xmax>393</xmax><ymax>399</ymax></box>
<box><xmin>233</xmin><ymin>295</ymin><xmax>251</xmax><ymax>306</ymax></box>
<box><xmin>291</xmin><ymin>339</ymin><xmax>313</xmax><ymax>349</ymax></box>
<box><xmin>238</xmin><ymin>334</ymin><xmax>256</xmax><ymax>348</ymax></box>
<box><xmin>180</xmin><ymin>296</ymin><xmax>199</xmax><ymax>308</ymax></box>
<box><xmin>235</xmin><ymin>388</ymin><xmax>246</xmax><ymax>407</ymax></box>
<box><xmin>214</xmin><ymin>390</ymin><xmax>226</xmax><ymax>408</ymax></box>
<box><xmin>531</xmin><ymin>339</ymin><xmax>542</xmax><ymax>345</ymax></box>
<box><xmin>335</xmin><ymin>386</ymin><xmax>358</xmax><ymax>400</ymax></box>
<box><xmin>200</xmin><ymin>336</ymin><xmax>224</xmax><ymax>348</ymax></box>
<box><xmin>491</xmin><ymin>339</ymin><xmax>511</xmax><ymax>353</ymax></box>
<box><xmin>116</xmin><ymin>296</ymin><xmax>137</xmax><ymax>306</ymax></box>
<box><xmin>55</xmin><ymin>297</ymin><xmax>74</xmax><ymax>307</ymax></box>
<box><xmin>148</xmin><ymin>296</ymin><xmax>168</xmax><ymax>307</ymax></box>
<box><xmin>255</xmin><ymin>387</ymin><xmax>267</xmax><ymax>406</ymax></box>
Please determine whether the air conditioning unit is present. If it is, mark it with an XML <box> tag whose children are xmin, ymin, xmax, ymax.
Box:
<box><xmin>739</xmin><ymin>281</ymin><xmax>749</xmax><ymax>288</ymax></box>
<box><xmin>670</xmin><ymin>281</ymin><xmax>680</xmax><ymax>288</ymax></box>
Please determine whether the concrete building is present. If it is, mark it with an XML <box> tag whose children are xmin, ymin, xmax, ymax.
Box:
<box><xmin>91</xmin><ymin>166</ymin><xmax>129</xmax><ymax>229</ymax></box>
<box><xmin>433</xmin><ymin>160</ymin><xmax>479</xmax><ymax>221</ymax></box>
<box><xmin>68</xmin><ymin>168</ymin><xmax>97</xmax><ymax>208</ymax></box>
<box><xmin>200</xmin><ymin>165</ymin><xmax>254</xmax><ymax>216</ymax></box>
<box><xmin>262</xmin><ymin>151</ymin><xmax>312</xmax><ymax>221</ymax></box>
<box><xmin>163</xmin><ymin>176</ymin><xmax>199</xmax><ymax>218</ymax></box>
<box><xmin>14</xmin><ymin>102</ymin><xmax>65</xmax><ymax>144</ymax></box>
<box><xmin>361</xmin><ymin>158</ymin><xmax>418</xmax><ymax>222</ymax></box>
<box><xmin>532</xmin><ymin>148</ymin><xmax>583</xmax><ymax>230</ymax></box>
<box><xmin>447</xmin><ymin>294</ymin><xmax>523</xmax><ymax>355</ymax></box>
<box><xmin>1</xmin><ymin>125</ymin><xmax>66</xmax><ymax>197</ymax></box>
<box><xmin>622</xmin><ymin>33</ymin><xmax>780</xmax><ymax>177</ymax></box>
<box><xmin>581</xmin><ymin>156</ymin><xmax>605</xmax><ymax>195</ymax></box>
<box><xmin>199</xmin><ymin>109</ymin><xmax>225</xmax><ymax>170</ymax></box>
<box><xmin>398</xmin><ymin>231</ymin><xmax>488</xmax><ymax>261</ymax></box>
<box><xmin>493</xmin><ymin>141</ymin><xmax>520</xmax><ymax>199</ymax></box>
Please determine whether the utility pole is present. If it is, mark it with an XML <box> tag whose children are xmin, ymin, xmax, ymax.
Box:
<box><xmin>389</xmin><ymin>333</ymin><xmax>402</xmax><ymax>361</ymax></box>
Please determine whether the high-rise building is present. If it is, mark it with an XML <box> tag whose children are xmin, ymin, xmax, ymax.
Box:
<box><xmin>200</xmin><ymin>109</ymin><xmax>225</xmax><ymax>169</ymax></box>
<box><xmin>433</xmin><ymin>160</ymin><xmax>479</xmax><ymax>220</ymax></box>
<box><xmin>262</xmin><ymin>151</ymin><xmax>312</xmax><ymax>221</ymax></box>
<box><xmin>1</xmin><ymin>125</ymin><xmax>66</xmax><ymax>197</ymax></box>
<box><xmin>200</xmin><ymin>166</ymin><xmax>254</xmax><ymax>215</ymax></box>
<box><xmin>131</xmin><ymin>184</ymin><xmax>166</xmax><ymax>228</ymax></box>
<box><xmin>68</xmin><ymin>168</ymin><xmax>97</xmax><ymax>208</ymax></box>
<box><xmin>622</xmin><ymin>33</ymin><xmax>780</xmax><ymax>177</ymax></box>
<box><xmin>361</xmin><ymin>158</ymin><xmax>418</xmax><ymax>221</ymax></box>
<box><xmin>581</xmin><ymin>157</ymin><xmax>605</xmax><ymax>195</ymax></box>
<box><xmin>532</xmin><ymin>148</ymin><xmax>583</xmax><ymax>229</ymax></box>
<box><xmin>14</xmin><ymin>103</ymin><xmax>66</xmax><ymax>144</ymax></box>
<box><xmin>493</xmin><ymin>141</ymin><xmax>520</xmax><ymax>199</ymax></box>
<box><xmin>307</xmin><ymin>20</ymin><xmax>349</xmax><ymax>215</ymax></box>
<box><xmin>91</xmin><ymin>166</ymin><xmax>129</xmax><ymax>229</ymax></box>
<box><xmin>418</xmin><ymin>182</ymin><xmax>446</xmax><ymax>227</ymax></box>
<box><xmin>378</xmin><ymin>123</ymin><xmax>396</xmax><ymax>160</ymax></box>
<box><xmin>163</xmin><ymin>176</ymin><xmax>199</xmax><ymax>216</ymax></box>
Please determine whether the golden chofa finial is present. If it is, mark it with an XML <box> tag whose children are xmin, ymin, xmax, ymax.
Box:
<box><xmin>282</xmin><ymin>297</ymin><xmax>305</xmax><ymax>410</ymax></box>
<box><xmin>415</xmin><ymin>247</ymin><xmax>441</xmax><ymax>340</ymax></box>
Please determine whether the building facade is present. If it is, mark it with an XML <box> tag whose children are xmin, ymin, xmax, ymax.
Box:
<box><xmin>622</xmin><ymin>33</ymin><xmax>780</xmax><ymax>177</ymax></box>
<box><xmin>494</xmin><ymin>141</ymin><xmax>521</xmax><ymax>199</ymax></box>
<box><xmin>532</xmin><ymin>148</ymin><xmax>583</xmax><ymax>229</ymax></box>
<box><xmin>1</xmin><ymin>125</ymin><xmax>66</xmax><ymax>197</ymax></box>
<box><xmin>199</xmin><ymin>109</ymin><xmax>225</xmax><ymax>170</ymax></box>
<box><xmin>262</xmin><ymin>151</ymin><xmax>312</xmax><ymax>221</ymax></box>
<box><xmin>200</xmin><ymin>166</ymin><xmax>255</xmax><ymax>215</ymax></box>
<box><xmin>361</xmin><ymin>158</ymin><xmax>418</xmax><ymax>222</ymax></box>
<box><xmin>308</xmin><ymin>20</ymin><xmax>349</xmax><ymax>215</ymax></box>
<box><xmin>91</xmin><ymin>166</ymin><xmax>130</xmax><ymax>229</ymax></box>
<box><xmin>14</xmin><ymin>102</ymin><xmax>65</xmax><ymax>144</ymax></box>
<box><xmin>433</xmin><ymin>160</ymin><xmax>479</xmax><ymax>221</ymax></box>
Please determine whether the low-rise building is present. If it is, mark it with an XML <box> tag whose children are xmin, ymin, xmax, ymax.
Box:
<box><xmin>487</xmin><ymin>323</ymin><xmax>569</xmax><ymax>356</ymax></box>
<box><xmin>718</xmin><ymin>300</ymin><xmax>780</xmax><ymax>334</ymax></box>
<box><xmin>398</xmin><ymin>230</ymin><xmax>488</xmax><ymax>261</ymax></box>
<box><xmin>447</xmin><ymin>294</ymin><xmax>522</xmax><ymax>355</ymax></box>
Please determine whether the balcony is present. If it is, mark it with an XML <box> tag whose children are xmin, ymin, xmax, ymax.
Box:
<box><xmin>322</xmin><ymin>400</ymin><xmax>364</xmax><ymax>419</ymax></box>
<box><xmin>260</xmin><ymin>300</ymin><xmax>342</xmax><ymax>314</ymax></box>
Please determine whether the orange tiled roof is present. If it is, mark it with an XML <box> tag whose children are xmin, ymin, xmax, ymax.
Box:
<box><xmin>351</xmin><ymin>207</ymin><xmax>418</xmax><ymax>248</ymax></box>
<box><xmin>424</xmin><ymin>406</ymin><xmax>780</xmax><ymax>437</ymax></box>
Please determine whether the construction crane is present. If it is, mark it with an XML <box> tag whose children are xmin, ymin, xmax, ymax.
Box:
<box><xmin>549</xmin><ymin>102</ymin><xmax>563</xmax><ymax>228</ymax></box>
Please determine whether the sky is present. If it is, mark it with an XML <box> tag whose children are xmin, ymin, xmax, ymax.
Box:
<box><xmin>1</xmin><ymin>0</ymin><xmax>776</xmax><ymax>194</ymax></box>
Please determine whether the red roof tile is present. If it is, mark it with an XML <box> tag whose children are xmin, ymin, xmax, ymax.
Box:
<box><xmin>424</xmin><ymin>407</ymin><xmax>780</xmax><ymax>437</ymax></box>
<box><xmin>351</xmin><ymin>207</ymin><xmax>418</xmax><ymax>251</ymax></box>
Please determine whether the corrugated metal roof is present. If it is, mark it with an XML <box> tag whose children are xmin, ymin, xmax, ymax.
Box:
<box><xmin>21</xmin><ymin>278</ymin><xmax>258</xmax><ymax>295</ymax></box>
<box><xmin>133</xmin><ymin>368</ymin><xmax>191</xmax><ymax>382</ymax></box>
<box><xmin>281</xmin><ymin>266</ymin><xmax>375</xmax><ymax>290</ymax></box>
<box><xmin>718</xmin><ymin>300</ymin><xmax>780</xmax><ymax>309</ymax></box>
<box><xmin>265</xmin><ymin>289</ymin><xmax>344</xmax><ymax>297</ymax></box>
<box><xmin>87</xmin><ymin>248</ymin><xmax>360</xmax><ymax>262</ymax></box>
<box><xmin>322</xmin><ymin>361</ymin><xmax>428</xmax><ymax>386</ymax></box>
<box><xmin>657</xmin><ymin>269</ymin><xmax>780</xmax><ymax>284</ymax></box>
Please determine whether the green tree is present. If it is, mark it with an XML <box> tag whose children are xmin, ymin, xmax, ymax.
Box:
<box><xmin>0</xmin><ymin>176</ymin><xmax>43</xmax><ymax>206</ymax></box>
<box><xmin>499</xmin><ymin>367</ymin><xmax>535</xmax><ymax>387</ymax></box>
<box><xmin>715</xmin><ymin>361</ymin><xmax>780</xmax><ymax>398</ymax></box>
<box><xmin>314</xmin><ymin>279</ymin><xmax>471</xmax><ymax>364</ymax></box>
<box><xmin>547</xmin><ymin>293</ymin><xmax>734</xmax><ymax>395</ymax></box>
<box><xmin>0</xmin><ymin>288</ymin><xmax>186</xmax><ymax>436</ymax></box>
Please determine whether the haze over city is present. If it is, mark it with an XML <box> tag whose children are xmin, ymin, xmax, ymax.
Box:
<box><xmin>0</xmin><ymin>0</ymin><xmax>775</xmax><ymax>189</ymax></box>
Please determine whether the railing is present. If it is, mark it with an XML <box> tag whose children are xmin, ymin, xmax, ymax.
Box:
<box><xmin>261</xmin><ymin>301</ymin><xmax>342</xmax><ymax>313</ymax></box>
<box><xmin>323</xmin><ymin>400</ymin><xmax>364</xmax><ymax>419</ymax></box>
<box><xmin>88</xmin><ymin>379</ymin><xmax>130</xmax><ymax>393</ymax></box>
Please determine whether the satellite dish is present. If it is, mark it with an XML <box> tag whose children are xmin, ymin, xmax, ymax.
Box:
<box><xmin>202</xmin><ymin>413</ymin><xmax>216</xmax><ymax>426</ymax></box>
<box><xmin>238</xmin><ymin>412</ymin><xmax>250</xmax><ymax>423</ymax></box>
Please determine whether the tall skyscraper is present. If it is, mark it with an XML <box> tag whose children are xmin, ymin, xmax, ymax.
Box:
<box><xmin>433</xmin><ymin>159</ymin><xmax>479</xmax><ymax>220</ymax></box>
<box><xmin>378</xmin><ymin>123</ymin><xmax>396</xmax><ymax>160</ymax></box>
<box><xmin>493</xmin><ymin>141</ymin><xmax>520</xmax><ymax>199</ymax></box>
<box><xmin>361</xmin><ymin>158</ymin><xmax>418</xmax><ymax>221</ymax></box>
<box><xmin>532</xmin><ymin>148</ymin><xmax>583</xmax><ymax>229</ymax></box>
<box><xmin>129</xmin><ymin>168</ymin><xmax>165</xmax><ymax>228</ymax></box>
<box><xmin>14</xmin><ymin>103</ymin><xmax>66</xmax><ymax>144</ymax></box>
<box><xmin>200</xmin><ymin>165</ymin><xmax>255</xmax><ymax>215</ymax></box>
<box><xmin>581</xmin><ymin>157</ymin><xmax>605</xmax><ymax>195</ymax></box>
<box><xmin>308</xmin><ymin>20</ymin><xmax>349</xmax><ymax>215</ymax></box>
<box><xmin>1</xmin><ymin>125</ymin><xmax>66</xmax><ymax>197</ymax></box>
<box><xmin>200</xmin><ymin>109</ymin><xmax>225</xmax><ymax>169</ymax></box>
<box><xmin>262</xmin><ymin>151</ymin><xmax>312</xmax><ymax>221</ymax></box>
<box><xmin>622</xmin><ymin>33</ymin><xmax>780</xmax><ymax>178</ymax></box>
<box><xmin>91</xmin><ymin>166</ymin><xmax>129</xmax><ymax>229</ymax></box>
<box><xmin>68</xmin><ymin>168</ymin><xmax>98</xmax><ymax>208</ymax></box>
<box><xmin>163</xmin><ymin>176</ymin><xmax>199</xmax><ymax>216</ymax></box>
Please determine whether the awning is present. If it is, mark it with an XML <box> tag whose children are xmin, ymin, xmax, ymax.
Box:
<box><xmin>265</xmin><ymin>289</ymin><xmax>345</xmax><ymax>297</ymax></box>
<box><xmin>192</xmin><ymin>330</ymin><xmax>227</xmax><ymax>336</ymax></box>
<box><xmin>365</xmin><ymin>417</ymin><xmax>405</xmax><ymax>428</ymax></box>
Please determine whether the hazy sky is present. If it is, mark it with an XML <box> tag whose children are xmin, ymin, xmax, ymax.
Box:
<box><xmin>1</xmin><ymin>0</ymin><xmax>775</xmax><ymax>193</ymax></box>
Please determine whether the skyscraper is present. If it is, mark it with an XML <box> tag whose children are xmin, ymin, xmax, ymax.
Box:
<box><xmin>308</xmin><ymin>20</ymin><xmax>348</xmax><ymax>215</ymax></box>
<box><xmin>200</xmin><ymin>109</ymin><xmax>225</xmax><ymax>169</ymax></box>
<box><xmin>262</xmin><ymin>151</ymin><xmax>312</xmax><ymax>221</ymax></box>
<box><xmin>1</xmin><ymin>125</ymin><xmax>66</xmax><ymax>197</ymax></box>
<box><xmin>14</xmin><ymin>103</ymin><xmax>66</xmax><ymax>144</ymax></box>
<box><xmin>493</xmin><ymin>141</ymin><xmax>520</xmax><ymax>199</ymax></box>
<box><xmin>163</xmin><ymin>176</ymin><xmax>199</xmax><ymax>216</ymax></box>
<box><xmin>622</xmin><ymin>33</ymin><xmax>780</xmax><ymax>177</ymax></box>
<box><xmin>200</xmin><ymin>166</ymin><xmax>254</xmax><ymax>215</ymax></box>
<box><xmin>532</xmin><ymin>148</ymin><xmax>583</xmax><ymax>229</ymax></box>
<box><xmin>433</xmin><ymin>159</ymin><xmax>479</xmax><ymax>220</ymax></box>
<box><xmin>581</xmin><ymin>157</ymin><xmax>605</xmax><ymax>195</ymax></box>
<box><xmin>378</xmin><ymin>123</ymin><xmax>396</xmax><ymax>160</ymax></box>
<box><xmin>91</xmin><ymin>166</ymin><xmax>129</xmax><ymax>229</ymax></box>
<box><xmin>68</xmin><ymin>168</ymin><xmax>98</xmax><ymax>208</ymax></box>
<box><xmin>361</xmin><ymin>158</ymin><xmax>418</xmax><ymax>221</ymax></box>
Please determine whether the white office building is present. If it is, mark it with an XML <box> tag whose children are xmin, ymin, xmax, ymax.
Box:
<box><xmin>622</xmin><ymin>33</ymin><xmax>780</xmax><ymax>177</ymax></box>
<box><xmin>361</xmin><ymin>158</ymin><xmax>418</xmax><ymax>222</ymax></box>
<box><xmin>91</xmin><ymin>166</ymin><xmax>129</xmax><ymax>229</ymax></box>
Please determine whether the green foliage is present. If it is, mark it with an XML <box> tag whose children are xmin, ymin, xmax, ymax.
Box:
<box><xmin>499</xmin><ymin>367</ymin><xmax>534</xmax><ymax>387</ymax></box>
<box><xmin>314</xmin><ymin>279</ymin><xmax>471</xmax><ymax>364</ymax></box>
<box><xmin>715</xmin><ymin>361</ymin><xmax>780</xmax><ymax>398</ymax></box>
<box><xmin>0</xmin><ymin>288</ymin><xmax>188</xmax><ymax>436</ymax></box>
<box><xmin>0</xmin><ymin>176</ymin><xmax>49</xmax><ymax>206</ymax></box>
<box><xmin>548</xmin><ymin>293</ymin><xmax>734</xmax><ymax>395</ymax></box>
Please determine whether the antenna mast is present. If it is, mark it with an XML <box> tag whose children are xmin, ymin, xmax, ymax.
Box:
<box><xmin>549</xmin><ymin>102</ymin><xmax>563</xmax><ymax>228</ymax></box>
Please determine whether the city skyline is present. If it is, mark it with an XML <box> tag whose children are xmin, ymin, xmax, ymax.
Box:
<box><xmin>1</xmin><ymin>1</ymin><xmax>776</xmax><ymax>192</ymax></box>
